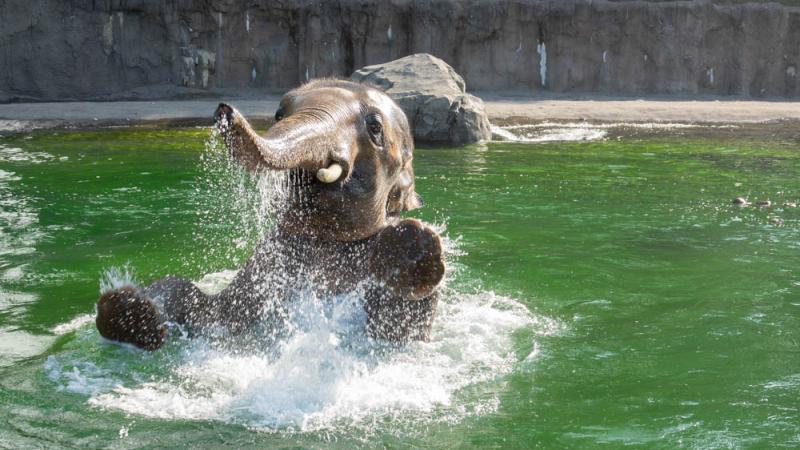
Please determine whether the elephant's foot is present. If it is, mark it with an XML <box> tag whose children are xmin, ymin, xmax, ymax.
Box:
<box><xmin>95</xmin><ymin>287</ymin><xmax>166</xmax><ymax>350</ymax></box>
<box><xmin>369</xmin><ymin>218</ymin><xmax>445</xmax><ymax>300</ymax></box>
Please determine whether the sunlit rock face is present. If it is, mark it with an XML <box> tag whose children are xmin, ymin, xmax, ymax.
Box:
<box><xmin>2</xmin><ymin>0</ymin><xmax>800</xmax><ymax>101</ymax></box>
<box><xmin>352</xmin><ymin>54</ymin><xmax>491</xmax><ymax>145</ymax></box>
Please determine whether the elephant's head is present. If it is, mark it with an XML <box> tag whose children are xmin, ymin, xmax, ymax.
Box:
<box><xmin>215</xmin><ymin>79</ymin><xmax>422</xmax><ymax>241</ymax></box>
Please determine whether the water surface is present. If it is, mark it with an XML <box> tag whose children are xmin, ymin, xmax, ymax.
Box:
<box><xmin>0</xmin><ymin>128</ymin><xmax>798</xmax><ymax>448</ymax></box>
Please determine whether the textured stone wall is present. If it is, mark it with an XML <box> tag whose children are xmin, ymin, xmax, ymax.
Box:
<box><xmin>1</xmin><ymin>0</ymin><xmax>799</xmax><ymax>101</ymax></box>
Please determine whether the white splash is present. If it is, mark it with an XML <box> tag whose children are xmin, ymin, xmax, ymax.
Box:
<box><xmin>44</xmin><ymin>357</ymin><xmax>119</xmax><ymax>396</ymax></box>
<box><xmin>251</xmin><ymin>66</ymin><xmax>257</xmax><ymax>82</ymax></box>
<box><xmin>99</xmin><ymin>265</ymin><xmax>138</xmax><ymax>294</ymax></box>
<box><xmin>52</xmin><ymin>314</ymin><xmax>96</xmax><ymax>335</ymax></box>
<box><xmin>246</xmin><ymin>11</ymin><xmax>250</xmax><ymax>32</ymax></box>
<box><xmin>602</xmin><ymin>50</ymin><xmax>608</xmax><ymax>63</ymax></box>
<box><xmin>537</xmin><ymin>42</ymin><xmax>547</xmax><ymax>87</ymax></box>
<box><xmin>387</xmin><ymin>25</ymin><xmax>392</xmax><ymax>41</ymax></box>
<box><xmin>47</xmin><ymin>285</ymin><xmax>554</xmax><ymax>431</ymax></box>
<box><xmin>491</xmin><ymin>121</ymin><xmax>739</xmax><ymax>143</ymax></box>
<box><xmin>305</xmin><ymin>66</ymin><xmax>310</xmax><ymax>81</ymax></box>
<box><xmin>492</xmin><ymin>123</ymin><xmax>606</xmax><ymax>143</ymax></box>
<box><xmin>707</xmin><ymin>67</ymin><xmax>715</xmax><ymax>85</ymax></box>
<box><xmin>192</xmin><ymin>130</ymin><xmax>290</xmax><ymax>269</ymax></box>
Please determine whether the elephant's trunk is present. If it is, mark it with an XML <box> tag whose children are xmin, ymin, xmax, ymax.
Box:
<box><xmin>216</xmin><ymin>103</ymin><xmax>346</xmax><ymax>182</ymax></box>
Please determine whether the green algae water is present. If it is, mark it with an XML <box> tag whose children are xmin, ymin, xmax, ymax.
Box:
<box><xmin>0</xmin><ymin>127</ymin><xmax>798</xmax><ymax>448</ymax></box>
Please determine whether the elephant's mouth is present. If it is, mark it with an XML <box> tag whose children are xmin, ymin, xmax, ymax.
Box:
<box><xmin>287</xmin><ymin>156</ymin><xmax>350</xmax><ymax>191</ymax></box>
<box><xmin>285</xmin><ymin>167</ymin><xmax>344</xmax><ymax>210</ymax></box>
<box><xmin>287</xmin><ymin>168</ymin><xmax>317</xmax><ymax>190</ymax></box>
<box><xmin>282</xmin><ymin>163</ymin><xmax>383</xmax><ymax>241</ymax></box>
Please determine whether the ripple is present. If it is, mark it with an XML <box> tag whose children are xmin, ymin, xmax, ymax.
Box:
<box><xmin>492</xmin><ymin>123</ymin><xmax>607</xmax><ymax>143</ymax></box>
<box><xmin>0</xmin><ymin>144</ymin><xmax>55</xmax><ymax>164</ymax></box>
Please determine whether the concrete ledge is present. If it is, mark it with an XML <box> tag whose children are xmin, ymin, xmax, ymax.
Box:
<box><xmin>2</xmin><ymin>95</ymin><xmax>800</xmax><ymax>135</ymax></box>
<box><xmin>479</xmin><ymin>93</ymin><xmax>800</xmax><ymax>124</ymax></box>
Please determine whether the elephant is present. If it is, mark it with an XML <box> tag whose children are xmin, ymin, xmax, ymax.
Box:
<box><xmin>95</xmin><ymin>79</ymin><xmax>446</xmax><ymax>350</ymax></box>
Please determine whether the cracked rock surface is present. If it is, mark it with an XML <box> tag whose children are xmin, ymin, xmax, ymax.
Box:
<box><xmin>2</xmin><ymin>1</ymin><xmax>800</xmax><ymax>102</ymax></box>
<box><xmin>352</xmin><ymin>53</ymin><xmax>491</xmax><ymax>145</ymax></box>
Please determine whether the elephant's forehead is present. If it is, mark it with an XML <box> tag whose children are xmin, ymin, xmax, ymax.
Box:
<box><xmin>285</xmin><ymin>87</ymin><xmax>361</xmax><ymax>113</ymax></box>
<box><xmin>364</xmin><ymin>89</ymin><xmax>396</xmax><ymax>113</ymax></box>
<box><xmin>285</xmin><ymin>86</ymin><xmax>399</xmax><ymax>118</ymax></box>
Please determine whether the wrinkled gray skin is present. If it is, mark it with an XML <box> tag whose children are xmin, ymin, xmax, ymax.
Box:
<box><xmin>95</xmin><ymin>80</ymin><xmax>445</xmax><ymax>350</ymax></box>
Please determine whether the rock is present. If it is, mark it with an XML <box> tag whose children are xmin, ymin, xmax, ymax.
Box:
<box><xmin>4</xmin><ymin>1</ymin><xmax>800</xmax><ymax>101</ymax></box>
<box><xmin>733</xmin><ymin>197</ymin><xmax>748</xmax><ymax>207</ymax></box>
<box><xmin>352</xmin><ymin>54</ymin><xmax>491</xmax><ymax>145</ymax></box>
<box><xmin>180</xmin><ymin>47</ymin><xmax>217</xmax><ymax>89</ymax></box>
<box><xmin>768</xmin><ymin>216</ymin><xmax>784</xmax><ymax>226</ymax></box>
<box><xmin>756</xmin><ymin>200</ymin><xmax>772</xmax><ymax>208</ymax></box>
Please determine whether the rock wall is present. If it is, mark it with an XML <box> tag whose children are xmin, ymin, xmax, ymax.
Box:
<box><xmin>2</xmin><ymin>0</ymin><xmax>800</xmax><ymax>101</ymax></box>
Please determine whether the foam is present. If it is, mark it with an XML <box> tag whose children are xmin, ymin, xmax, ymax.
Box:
<box><xmin>491</xmin><ymin>121</ymin><xmax>739</xmax><ymax>143</ymax></box>
<box><xmin>0</xmin><ymin>144</ymin><xmax>55</xmax><ymax>164</ymax></box>
<box><xmin>0</xmin><ymin>328</ymin><xmax>53</xmax><ymax>368</ymax></box>
<box><xmin>44</xmin><ymin>357</ymin><xmax>120</xmax><ymax>395</ymax></box>
<box><xmin>46</xmin><ymin>284</ymin><xmax>557</xmax><ymax>432</ymax></box>
<box><xmin>491</xmin><ymin>124</ymin><xmax>607</xmax><ymax>143</ymax></box>
<box><xmin>52</xmin><ymin>314</ymin><xmax>96</xmax><ymax>335</ymax></box>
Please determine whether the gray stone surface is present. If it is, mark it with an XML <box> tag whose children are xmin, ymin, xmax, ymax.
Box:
<box><xmin>352</xmin><ymin>54</ymin><xmax>491</xmax><ymax>144</ymax></box>
<box><xmin>2</xmin><ymin>1</ymin><xmax>800</xmax><ymax>102</ymax></box>
<box><xmin>3</xmin><ymin>96</ymin><xmax>800</xmax><ymax>135</ymax></box>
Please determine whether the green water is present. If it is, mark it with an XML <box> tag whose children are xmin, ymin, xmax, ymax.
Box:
<box><xmin>0</xmin><ymin>128</ymin><xmax>798</xmax><ymax>448</ymax></box>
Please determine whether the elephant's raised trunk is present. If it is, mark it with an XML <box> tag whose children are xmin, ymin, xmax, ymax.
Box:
<box><xmin>215</xmin><ymin>103</ymin><xmax>346</xmax><ymax>183</ymax></box>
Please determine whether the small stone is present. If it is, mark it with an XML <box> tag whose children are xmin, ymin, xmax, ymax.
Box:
<box><xmin>756</xmin><ymin>200</ymin><xmax>772</xmax><ymax>208</ymax></box>
<box><xmin>768</xmin><ymin>216</ymin><xmax>784</xmax><ymax>226</ymax></box>
<box><xmin>784</xmin><ymin>202</ymin><xmax>797</xmax><ymax>208</ymax></box>
<box><xmin>733</xmin><ymin>197</ymin><xmax>748</xmax><ymax>206</ymax></box>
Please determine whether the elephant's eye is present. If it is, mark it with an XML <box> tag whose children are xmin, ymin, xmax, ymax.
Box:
<box><xmin>366</xmin><ymin>114</ymin><xmax>383</xmax><ymax>146</ymax></box>
<box><xmin>274</xmin><ymin>108</ymin><xmax>285</xmax><ymax>122</ymax></box>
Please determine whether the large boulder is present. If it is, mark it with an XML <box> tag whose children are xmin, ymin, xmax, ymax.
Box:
<box><xmin>352</xmin><ymin>54</ymin><xmax>491</xmax><ymax>145</ymax></box>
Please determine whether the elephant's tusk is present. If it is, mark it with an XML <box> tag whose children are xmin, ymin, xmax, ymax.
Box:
<box><xmin>316</xmin><ymin>163</ymin><xmax>343</xmax><ymax>183</ymax></box>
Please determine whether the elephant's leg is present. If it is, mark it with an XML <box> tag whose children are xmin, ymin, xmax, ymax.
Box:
<box><xmin>365</xmin><ymin>218</ymin><xmax>445</xmax><ymax>341</ymax></box>
<box><xmin>95</xmin><ymin>276</ymin><xmax>213</xmax><ymax>350</ymax></box>
<box><xmin>143</xmin><ymin>276</ymin><xmax>217</xmax><ymax>326</ymax></box>
<box><xmin>364</xmin><ymin>287</ymin><xmax>439</xmax><ymax>342</ymax></box>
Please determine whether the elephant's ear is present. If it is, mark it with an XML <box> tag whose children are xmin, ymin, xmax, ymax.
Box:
<box><xmin>387</xmin><ymin>167</ymin><xmax>423</xmax><ymax>215</ymax></box>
